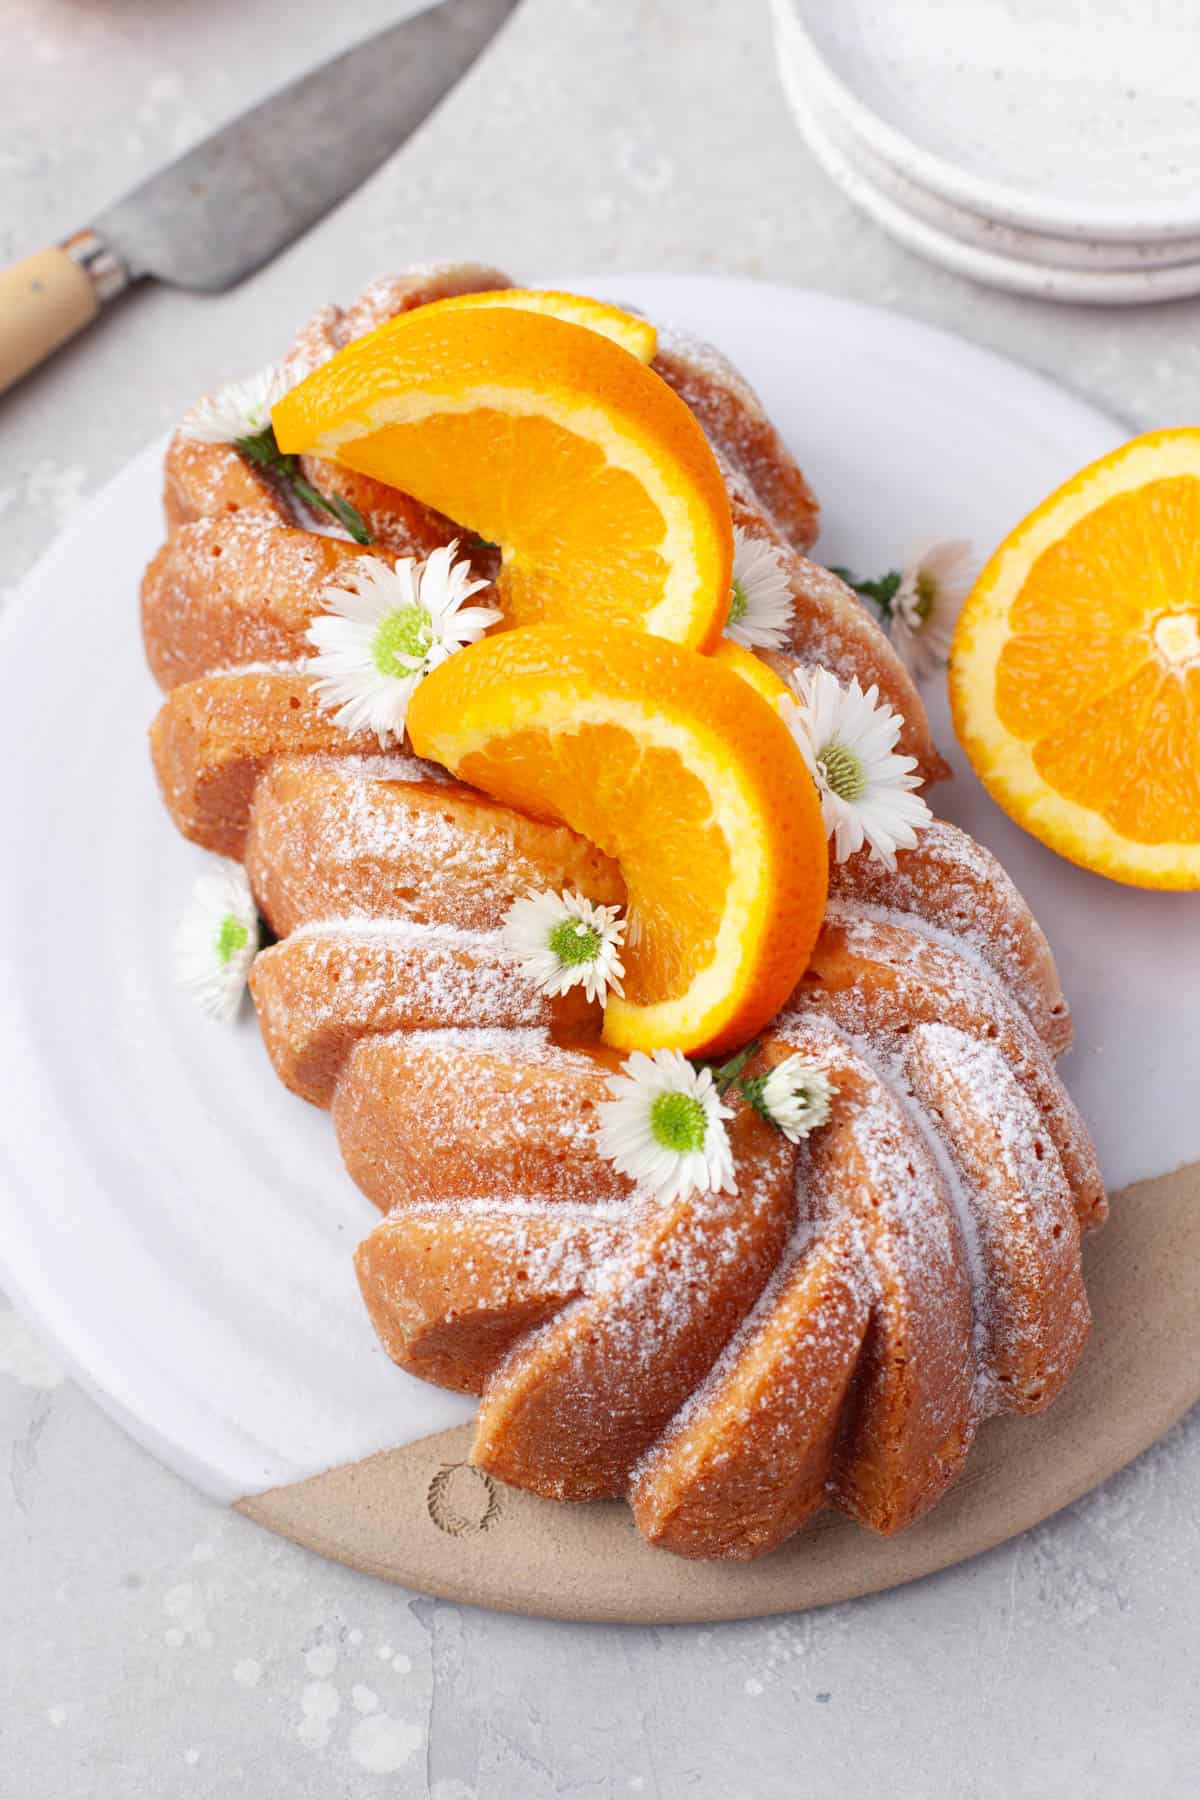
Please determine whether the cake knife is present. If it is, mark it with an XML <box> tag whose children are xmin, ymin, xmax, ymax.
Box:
<box><xmin>0</xmin><ymin>0</ymin><xmax>519</xmax><ymax>394</ymax></box>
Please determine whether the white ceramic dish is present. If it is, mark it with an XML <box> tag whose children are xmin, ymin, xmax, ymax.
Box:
<box><xmin>777</xmin><ymin>0</ymin><xmax>1200</xmax><ymax>242</ymax></box>
<box><xmin>2</xmin><ymin>273</ymin><xmax>1197</xmax><ymax>1518</ymax></box>
<box><xmin>774</xmin><ymin>21</ymin><xmax>1200</xmax><ymax>306</ymax></box>
<box><xmin>777</xmin><ymin>22</ymin><xmax>1200</xmax><ymax>275</ymax></box>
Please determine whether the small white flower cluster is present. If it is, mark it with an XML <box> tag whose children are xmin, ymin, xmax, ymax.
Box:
<box><xmin>306</xmin><ymin>545</ymin><xmax>501</xmax><ymax>746</ymax></box>
<box><xmin>723</xmin><ymin>531</ymin><xmax>966</xmax><ymax>867</ymax></box>
<box><xmin>595</xmin><ymin>1046</ymin><xmax>834</xmax><ymax>1204</ymax></box>
<box><xmin>502</xmin><ymin>889</ymin><xmax>626</xmax><ymax>1006</ymax></box>
<box><xmin>751</xmin><ymin>1056</ymin><xmax>836</xmax><ymax>1144</ymax></box>
<box><xmin>179</xmin><ymin>365</ymin><xmax>293</xmax><ymax>445</ymax></box>
<box><xmin>890</xmin><ymin>540</ymin><xmax>974</xmax><ymax>681</ymax></box>
<box><xmin>724</xmin><ymin>528</ymin><xmax>793</xmax><ymax>651</ymax></box>
<box><xmin>782</xmin><ymin>665</ymin><xmax>931</xmax><ymax>869</ymax></box>
<box><xmin>499</xmin><ymin>886</ymin><xmax>836</xmax><ymax>1203</ymax></box>
<box><xmin>722</xmin><ymin>532</ymin><xmax>972</xmax><ymax>677</ymax></box>
<box><xmin>172</xmin><ymin>861</ymin><xmax>260</xmax><ymax>1021</ymax></box>
<box><xmin>832</xmin><ymin>540</ymin><xmax>975</xmax><ymax>682</ymax></box>
<box><xmin>598</xmin><ymin>1051</ymin><xmax>734</xmax><ymax>1205</ymax></box>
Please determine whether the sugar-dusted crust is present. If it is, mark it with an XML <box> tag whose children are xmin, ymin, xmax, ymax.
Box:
<box><xmin>336</xmin><ymin>1034</ymin><xmax>630</xmax><ymax>1214</ymax></box>
<box><xmin>253</xmin><ymin>925</ymin><xmax>600</xmax><ymax>1109</ymax></box>
<box><xmin>902</xmin><ymin>1026</ymin><xmax>1089</xmax><ymax>1414</ymax></box>
<box><xmin>143</xmin><ymin>266</ymin><xmax>1104</xmax><ymax>1561</ymax></box>
<box><xmin>652</xmin><ymin>323</ymin><xmax>821</xmax><ymax>554</ymax></box>
<box><xmin>475</xmin><ymin>1106</ymin><xmax>797</xmax><ymax>1502</ymax></box>
<box><xmin>162</xmin><ymin>435</ymin><xmax>292</xmax><ymax>536</ymax></box>
<box><xmin>150</xmin><ymin>672</ymin><xmax>381</xmax><ymax>858</ymax></box>
<box><xmin>829</xmin><ymin>819</ymin><xmax>1071</xmax><ymax>1054</ymax></box>
<box><xmin>790</xmin><ymin>906</ymin><xmax>1104</xmax><ymax>1229</ymax></box>
<box><xmin>144</xmin><ymin>517</ymin><xmax>377</xmax><ymax>689</ymax></box>
<box><xmin>356</xmin><ymin>1198</ymin><xmax>631</xmax><ymax>1394</ymax></box>
<box><xmin>630</xmin><ymin>1220</ymin><xmax>868</xmax><ymax>1559</ymax></box>
<box><xmin>241</xmin><ymin>756</ymin><xmax>623</xmax><ymax>938</ymax></box>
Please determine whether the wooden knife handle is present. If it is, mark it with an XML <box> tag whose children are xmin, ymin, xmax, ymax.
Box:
<box><xmin>0</xmin><ymin>247</ymin><xmax>100</xmax><ymax>395</ymax></box>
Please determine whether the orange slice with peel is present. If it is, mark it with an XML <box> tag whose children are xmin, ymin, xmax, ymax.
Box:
<box><xmin>710</xmin><ymin>637</ymin><xmax>793</xmax><ymax>709</ymax></box>
<box><xmin>950</xmin><ymin>429</ymin><xmax>1200</xmax><ymax>889</ymax></box>
<box><xmin>272</xmin><ymin>306</ymin><xmax>732</xmax><ymax>650</ymax></box>
<box><xmin>406</xmin><ymin>623</ymin><xmax>828</xmax><ymax>1055</ymax></box>
<box><xmin>425</xmin><ymin>288</ymin><xmax>657</xmax><ymax>362</ymax></box>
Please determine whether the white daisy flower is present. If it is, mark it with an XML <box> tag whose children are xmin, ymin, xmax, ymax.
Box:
<box><xmin>173</xmin><ymin>861</ymin><xmax>260</xmax><ymax>1022</ymax></box>
<box><xmin>502</xmin><ymin>889</ymin><xmax>626</xmax><ymax>1005</ymax></box>
<box><xmin>179</xmin><ymin>364</ymin><xmax>291</xmax><ymax>445</ymax></box>
<box><xmin>725</xmin><ymin>528</ymin><xmax>793</xmax><ymax>651</ymax></box>
<box><xmin>752</xmin><ymin>1055</ymin><xmax>835</xmax><ymax>1143</ymax></box>
<box><xmin>783</xmin><ymin>666</ymin><xmax>931</xmax><ymax>869</ymax></box>
<box><xmin>305</xmin><ymin>544</ymin><xmax>501</xmax><ymax>745</ymax></box>
<box><xmin>597</xmin><ymin>1050</ymin><xmax>735</xmax><ymax>1205</ymax></box>
<box><xmin>890</xmin><ymin>540</ymin><xmax>974</xmax><ymax>681</ymax></box>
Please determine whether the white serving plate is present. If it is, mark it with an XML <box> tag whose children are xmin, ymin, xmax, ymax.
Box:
<box><xmin>1</xmin><ymin>273</ymin><xmax>1197</xmax><ymax>1522</ymax></box>
<box><xmin>777</xmin><ymin>0</ymin><xmax>1200</xmax><ymax>243</ymax></box>
<box><xmin>774</xmin><ymin>18</ymin><xmax>1200</xmax><ymax>306</ymax></box>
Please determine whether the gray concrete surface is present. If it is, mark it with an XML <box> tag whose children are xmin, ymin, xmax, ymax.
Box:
<box><xmin>2</xmin><ymin>1</ymin><xmax>1197</xmax><ymax>1793</ymax></box>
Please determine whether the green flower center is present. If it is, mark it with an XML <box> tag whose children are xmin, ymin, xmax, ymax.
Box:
<box><xmin>817</xmin><ymin>741</ymin><xmax>866</xmax><ymax>802</ymax></box>
<box><xmin>215</xmin><ymin>913</ymin><xmax>250</xmax><ymax>965</ymax></box>
<box><xmin>728</xmin><ymin>577</ymin><xmax>748</xmax><ymax>624</ymax></box>
<box><xmin>548</xmin><ymin>919</ymin><xmax>603</xmax><ymax>968</ymax></box>
<box><xmin>912</xmin><ymin>570</ymin><xmax>937</xmax><ymax>622</ymax></box>
<box><xmin>650</xmin><ymin>1091</ymin><xmax>708</xmax><ymax>1154</ymax></box>
<box><xmin>371</xmin><ymin>605</ymin><xmax>433</xmax><ymax>678</ymax></box>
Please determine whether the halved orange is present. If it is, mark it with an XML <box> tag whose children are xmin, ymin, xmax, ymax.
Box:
<box><xmin>273</xmin><ymin>307</ymin><xmax>732</xmax><ymax>650</ymax></box>
<box><xmin>406</xmin><ymin>624</ymin><xmax>828</xmax><ymax>1054</ymax></box>
<box><xmin>424</xmin><ymin>289</ymin><xmax>657</xmax><ymax>363</ymax></box>
<box><xmin>951</xmin><ymin>429</ymin><xmax>1200</xmax><ymax>889</ymax></box>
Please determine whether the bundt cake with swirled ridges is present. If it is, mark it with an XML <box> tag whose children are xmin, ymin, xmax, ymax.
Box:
<box><xmin>144</xmin><ymin>265</ymin><xmax>1103</xmax><ymax>1559</ymax></box>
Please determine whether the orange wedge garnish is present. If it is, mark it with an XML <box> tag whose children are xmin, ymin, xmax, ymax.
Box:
<box><xmin>951</xmin><ymin>429</ymin><xmax>1200</xmax><ymax>888</ymax></box>
<box><xmin>710</xmin><ymin>637</ymin><xmax>792</xmax><ymax>709</ymax></box>
<box><xmin>425</xmin><ymin>288</ymin><xmax>657</xmax><ymax>362</ymax></box>
<box><xmin>272</xmin><ymin>306</ymin><xmax>732</xmax><ymax>650</ymax></box>
<box><xmin>406</xmin><ymin>623</ymin><xmax>828</xmax><ymax>1055</ymax></box>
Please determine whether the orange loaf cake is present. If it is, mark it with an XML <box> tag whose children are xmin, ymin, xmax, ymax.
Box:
<box><xmin>145</xmin><ymin>266</ymin><xmax>1104</xmax><ymax>1560</ymax></box>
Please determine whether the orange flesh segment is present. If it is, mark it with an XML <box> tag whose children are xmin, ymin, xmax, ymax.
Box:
<box><xmin>459</xmin><ymin>720</ymin><xmax>728</xmax><ymax>1007</ymax></box>
<box><xmin>344</xmin><ymin>410</ymin><xmax>674</xmax><ymax>635</ymax></box>
<box><xmin>1007</xmin><ymin>478</ymin><xmax>1200</xmax><ymax>634</ymax></box>
<box><xmin>1000</xmin><ymin>478</ymin><xmax>1200</xmax><ymax>841</ymax></box>
<box><xmin>994</xmin><ymin>631</ymin><xmax>1152</xmax><ymax>740</ymax></box>
<box><xmin>1098</xmin><ymin>664</ymin><xmax>1200</xmax><ymax>842</ymax></box>
<box><xmin>272</xmin><ymin>305</ymin><xmax>733</xmax><ymax>650</ymax></box>
<box><xmin>1020</xmin><ymin>656</ymin><xmax>1200</xmax><ymax>843</ymax></box>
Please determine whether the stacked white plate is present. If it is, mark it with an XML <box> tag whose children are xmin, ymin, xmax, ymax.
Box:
<box><xmin>771</xmin><ymin>0</ymin><xmax>1200</xmax><ymax>304</ymax></box>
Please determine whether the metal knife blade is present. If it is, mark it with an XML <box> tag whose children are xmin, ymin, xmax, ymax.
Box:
<box><xmin>95</xmin><ymin>0</ymin><xmax>518</xmax><ymax>292</ymax></box>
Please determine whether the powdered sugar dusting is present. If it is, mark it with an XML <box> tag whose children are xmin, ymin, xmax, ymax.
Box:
<box><xmin>794</xmin><ymin>903</ymin><xmax>1104</xmax><ymax>1231</ymax></box>
<box><xmin>245</xmin><ymin>757</ymin><xmax>619</xmax><ymax>939</ymax></box>
<box><xmin>831</xmin><ymin>818</ymin><xmax>1070</xmax><ymax>1051</ymax></box>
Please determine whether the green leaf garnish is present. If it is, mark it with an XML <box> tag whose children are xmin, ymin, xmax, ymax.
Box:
<box><xmin>235</xmin><ymin>424</ymin><xmax>371</xmax><ymax>545</ymax></box>
<box><xmin>830</xmin><ymin>565</ymin><xmax>902</xmax><ymax>617</ymax></box>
